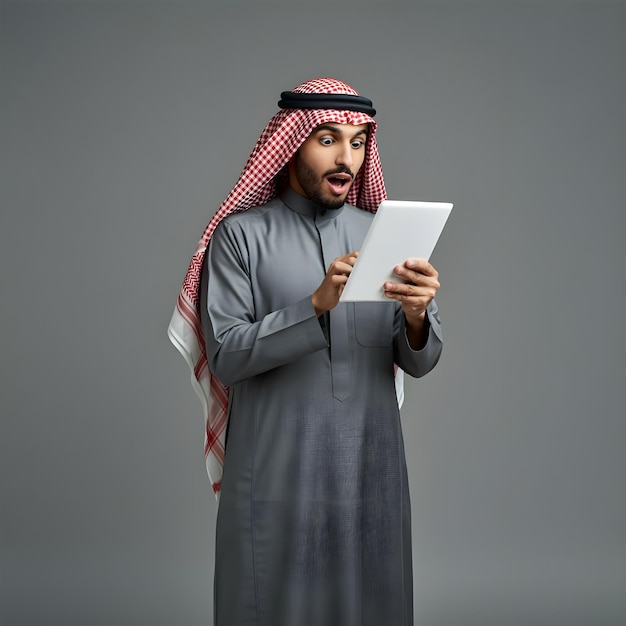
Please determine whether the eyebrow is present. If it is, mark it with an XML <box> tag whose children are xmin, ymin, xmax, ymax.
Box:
<box><xmin>314</xmin><ymin>124</ymin><xmax>368</xmax><ymax>137</ymax></box>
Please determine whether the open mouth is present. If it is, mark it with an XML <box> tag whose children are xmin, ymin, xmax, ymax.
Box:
<box><xmin>325</xmin><ymin>173</ymin><xmax>353</xmax><ymax>195</ymax></box>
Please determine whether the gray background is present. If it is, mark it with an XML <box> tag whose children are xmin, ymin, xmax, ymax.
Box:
<box><xmin>1</xmin><ymin>1</ymin><xmax>625</xmax><ymax>625</ymax></box>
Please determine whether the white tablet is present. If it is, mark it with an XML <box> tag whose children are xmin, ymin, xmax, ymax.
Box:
<box><xmin>339</xmin><ymin>200</ymin><xmax>453</xmax><ymax>302</ymax></box>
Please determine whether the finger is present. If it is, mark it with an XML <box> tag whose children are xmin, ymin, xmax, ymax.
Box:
<box><xmin>329</xmin><ymin>252</ymin><xmax>359</xmax><ymax>272</ymax></box>
<box><xmin>384</xmin><ymin>289</ymin><xmax>428</xmax><ymax>304</ymax></box>
<box><xmin>339</xmin><ymin>251</ymin><xmax>359</xmax><ymax>266</ymax></box>
<box><xmin>331</xmin><ymin>274</ymin><xmax>349</xmax><ymax>286</ymax></box>
<box><xmin>326</xmin><ymin>263</ymin><xmax>352</xmax><ymax>279</ymax></box>
<box><xmin>392</xmin><ymin>267</ymin><xmax>440</xmax><ymax>290</ymax></box>
<box><xmin>403</xmin><ymin>258</ymin><xmax>437</xmax><ymax>276</ymax></box>
<box><xmin>384</xmin><ymin>281</ymin><xmax>438</xmax><ymax>303</ymax></box>
<box><xmin>393</xmin><ymin>265</ymin><xmax>425</xmax><ymax>283</ymax></box>
<box><xmin>330</xmin><ymin>261</ymin><xmax>356</xmax><ymax>276</ymax></box>
<box><xmin>384</xmin><ymin>281</ymin><xmax>419</xmax><ymax>297</ymax></box>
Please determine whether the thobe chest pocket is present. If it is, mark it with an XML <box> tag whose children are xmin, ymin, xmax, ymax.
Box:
<box><xmin>353</xmin><ymin>302</ymin><xmax>395</xmax><ymax>347</ymax></box>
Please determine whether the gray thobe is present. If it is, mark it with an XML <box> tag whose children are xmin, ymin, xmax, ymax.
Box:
<box><xmin>200</xmin><ymin>187</ymin><xmax>443</xmax><ymax>626</ymax></box>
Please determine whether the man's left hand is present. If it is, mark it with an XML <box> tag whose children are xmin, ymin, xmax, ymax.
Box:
<box><xmin>383</xmin><ymin>258</ymin><xmax>440</xmax><ymax>349</ymax></box>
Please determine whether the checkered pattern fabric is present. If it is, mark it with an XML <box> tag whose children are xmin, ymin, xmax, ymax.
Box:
<box><xmin>168</xmin><ymin>78</ymin><xmax>387</xmax><ymax>495</ymax></box>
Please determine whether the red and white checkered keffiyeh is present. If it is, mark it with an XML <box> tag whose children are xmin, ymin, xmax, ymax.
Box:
<box><xmin>168</xmin><ymin>77</ymin><xmax>390</xmax><ymax>495</ymax></box>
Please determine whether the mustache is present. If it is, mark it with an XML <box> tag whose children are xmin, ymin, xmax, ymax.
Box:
<box><xmin>323</xmin><ymin>166</ymin><xmax>355</xmax><ymax>180</ymax></box>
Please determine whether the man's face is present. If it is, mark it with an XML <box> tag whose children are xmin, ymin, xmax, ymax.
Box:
<box><xmin>288</xmin><ymin>122</ymin><xmax>369</xmax><ymax>211</ymax></box>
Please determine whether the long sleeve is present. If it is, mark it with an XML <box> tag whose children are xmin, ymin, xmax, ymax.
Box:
<box><xmin>200</xmin><ymin>219</ymin><xmax>328</xmax><ymax>388</ymax></box>
<box><xmin>393</xmin><ymin>299</ymin><xmax>443</xmax><ymax>379</ymax></box>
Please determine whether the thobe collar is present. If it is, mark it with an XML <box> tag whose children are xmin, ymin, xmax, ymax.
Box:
<box><xmin>281</xmin><ymin>186</ymin><xmax>345</xmax><ymax>221</ymax></box>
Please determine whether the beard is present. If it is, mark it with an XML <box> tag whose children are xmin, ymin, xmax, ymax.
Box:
<box><xmin>293</xmin><ymin>157</ymin><xmax>353</xmax><ymax>211</ymax></box>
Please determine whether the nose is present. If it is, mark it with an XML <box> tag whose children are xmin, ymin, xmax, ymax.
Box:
<box><xmin>335</xmin><ymin>141</ymin><xmax>354</xmax><ymax>169</ymax></box>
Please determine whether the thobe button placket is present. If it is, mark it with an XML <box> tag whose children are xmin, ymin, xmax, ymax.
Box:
<box><xmin>316</xmin><ymin>214</ymin><xmax>350</xmax><ymax>401</ymax></box>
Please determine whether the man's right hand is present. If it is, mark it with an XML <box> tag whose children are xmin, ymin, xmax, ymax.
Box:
<box><xmin>311</xmin><ymin>251</ymin><xmax>358</xmax><ymax>316</ymax></box>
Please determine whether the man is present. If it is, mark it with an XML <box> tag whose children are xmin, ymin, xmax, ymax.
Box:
<box><xmin>169</xmin><ymin>77</ymin><xmax>443</xmax><ymax>626</ymax></box>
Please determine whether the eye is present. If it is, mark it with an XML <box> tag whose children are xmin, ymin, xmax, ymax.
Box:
<box><xmin>351</xmin><ymin>139</ymin><xmax>365</xmax><ymax>149</ymax></box>
<box><xmin>319</xmin><ymin>137</ymin><xmax>334</xmax><ymax>146</ymax></box>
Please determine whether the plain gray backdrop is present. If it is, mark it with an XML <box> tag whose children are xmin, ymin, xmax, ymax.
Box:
<box><xmin>1</xmin><ymin>1</ymin><xmax>625</xmax><ymax>625</ymax></box>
